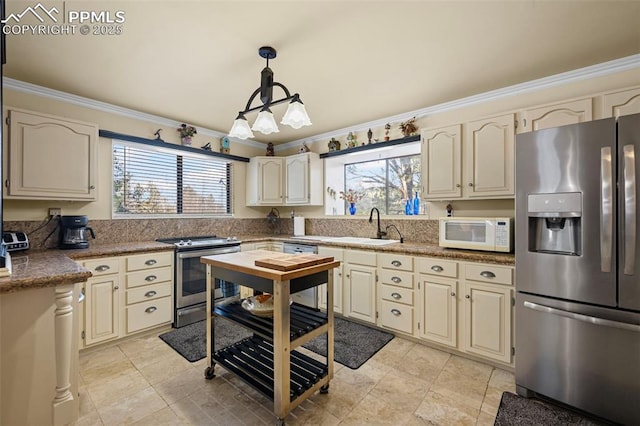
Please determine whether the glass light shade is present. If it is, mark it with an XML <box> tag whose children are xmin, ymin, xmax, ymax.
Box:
<box><xmin>228</xmin><ymin>117</ymin><xmax>254</xmax><ymax>140</ymax></box>
<box><xmin>281</xmin><ymin>101</ymin><xmax>312</xmax><ymax>129</ymax></box>
<box><xmin>252</xmin><ymin>109</ymin><xmax>280</xmax><ymax>134</ymax></box>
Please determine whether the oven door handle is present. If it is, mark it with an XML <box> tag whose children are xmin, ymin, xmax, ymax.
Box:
<box><xmin>177</xmin><ymin>247</ymin><xmax>240</xmax><ymax>259</ymax></box>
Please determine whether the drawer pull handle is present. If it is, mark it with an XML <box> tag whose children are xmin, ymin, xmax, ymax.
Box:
<box><xmin>145</xmin><ymin>275</ymin><xmax>157</xmax><ymax>282</ymax></box>
<box><xmin>480</xmin><ymin>271</ymin><xmax>496</xmax><ymax>278</ymax></box>
<box><xmin>391</xmin><ymin>292</ymin><xmax>402</xmax><ymax>300</ymax></box>
<box><xmin>144</xmin><ymin>290</ymin><xmax>157</xmax><ymax>298</ymax></box>
<box><xmin>391</xmin><ymin>309</ymin><xmax>402</xmax><ymax>316</ymax></box>
<box><xmin>95</xmin><ymin>265</ymin><xmax>110</xmax><ymax>272</ymax></box>
<box><xmin>391</xmin><ymin>276</ymin><xmax>402</xmax><ymax>283</ymax></box>
<box><xmin>391</xmin><ymin>260</ymin><xmax>402</xmax><ymax>267</ymax></box>
<box><xmin>430</xmin><ymin>265</ymin><xmax>443</xmax><ymax>272</ymax></box>
<box><xmin>145</xmin><ymin>259</ymin><xmax>157</xmax><ymax>266</ymax></box>
<box><xmin>145</xmin><ymin>306</ymin><xmax>157</xmax><ymax>314</ymax></box>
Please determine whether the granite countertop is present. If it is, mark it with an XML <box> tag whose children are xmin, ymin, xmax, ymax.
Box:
<box><xmin>0</xmin><ymin>236</ymin><xmax>513</xmax><ymax>295</ymax></box>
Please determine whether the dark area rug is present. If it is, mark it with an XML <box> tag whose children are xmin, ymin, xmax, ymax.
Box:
<box><xmin>159</xmin><ymin>317</ymin><xmax>252</xmax><ymax>362</ymax></box>
<box><xmin>494</xmin><ymin>392</ymin><xmax>606</xmax><ymax>425</ymax></box>
<box><xmin>302</xmin><ymin>317</ymin><xmax>394</xmax><ymax>369</ymax></box>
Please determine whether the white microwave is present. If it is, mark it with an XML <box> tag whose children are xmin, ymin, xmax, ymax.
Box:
<box><xmin>439</xmin><ymin>217</ymin><xmax>513</xmax><ymax>252</ymax></box>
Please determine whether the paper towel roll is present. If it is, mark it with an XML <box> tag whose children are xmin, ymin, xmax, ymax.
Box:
<box><xmin>293</xmin><ymin>217</ymin><xmax>305</xmax><ymax>236</ymax></box>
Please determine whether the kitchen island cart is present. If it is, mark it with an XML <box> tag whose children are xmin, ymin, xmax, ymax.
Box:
<box><xmin>201</xmin><ymin>250</ymin><xmax>339</xmax><ymax>425</ymax></box>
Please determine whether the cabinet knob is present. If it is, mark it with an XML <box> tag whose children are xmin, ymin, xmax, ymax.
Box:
<box><xmin>145</xmin><ymin>259</ymin><xmax>157</xmax><ymax>266</ymax></box>
<box><xmin>468</xmin><ymin>183</ymin><xmax>474</xmax><ymax>187</ymax></box>
<box><xmin>114</xmin><ymin>285</ymin><xmax>119</xmax><ymax>290</ymax></box>
<box><xmin>144</xmin><ymin>290</ymin><xmax>157</xmax><ymax>298</ymax></box>
<box><xmin>391</xmin><ymin>292</ymin><xmax>402</xmax><ymax>300</ymax></box>
<box><xmin>89</xmin><ymin>185</ymin><xmax>95</xmax><ymax>190</ymax></box>
<box><xmin>346</xmin><ymin>274</ymin><xmax>350</xmax><ymax>278</ymax></box>
<box><xmin>391</xmin><ymin>276</ymin><xmax>402</xmax><ymax>283</ymax></box>
<box><xmin>391</xmin><ymin>309</ymin><xmax>402</xmax><ymax>316</ymax></box>
<box><xmin>145</xmin><ymin>275</ymin><xmax>157</xmax><ymax>282</ymax></box>
<box><xmin>456</xmin><ymin>184</ymin><xmax>461</xmax><ymax>188</ymax></box>
<box><xmin>465</xmin><ymin>295</ymin><xmax>470</xmax><ymax>299</ymax></box>
<box><xmin>430</xmin><ymin>265</ymin><xmax>443</xmax><ymax>272</ymax></box>
<box><xmin>145</xmin><ymin>306</ymin><xmax>157</xmax><ymax>314</ymax></box>
<box><xmin>391</xmin><ymin>260</ymin><xmax>402</xmax><ymax>267</ymax></box>
<box><xmin>480</xmin><ymin>271</ymin><xmax>496</xmax><ymax>278</ymax></box>
<box><xmin>451</xmin><ymin>292</ymin><xmax>456</xmax><ymax>297</ymax></box>
<box><xmin>95</xmin><ymin>265</ymin><xmax>110</xmax><ymax>272</ymax></box>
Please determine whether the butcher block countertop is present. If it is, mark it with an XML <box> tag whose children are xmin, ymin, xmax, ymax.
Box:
<box><xmin>201</xmin><ymin>250</ymin><xmax>341</xmax><ymax>281</ymax></box>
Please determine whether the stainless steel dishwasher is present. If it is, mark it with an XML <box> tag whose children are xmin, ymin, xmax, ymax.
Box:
<box><xmin>283</xmin><ymin>242</ymin><xmax>318</xmax><ymax>308</ymax></box>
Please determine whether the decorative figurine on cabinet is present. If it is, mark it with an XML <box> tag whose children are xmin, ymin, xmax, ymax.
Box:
<box><xmin>384</xmin><ymin>123</ymin><xmax>391</xmax><ymax>141</ymax></box>
<box><xmin>220</xmin><ymin>136</ymin><xmax>230</xmax><ymax>154</ymax></box>
<box><xmin>399</xmin><ymin>117</ymin><xmax>418</xmax><ymax>137</ymax></box>
<box><xmin>347</xmin><ymin>132</ymin><xmax>357</xmax><ymax>148</ymax></box>
<box><xmin>328</xmin><ymin>137</ymin><xmax>341</xmax><ymax>152</ymax></box>
<box><xmin>299</xmin><ymin>142</ymin><xmax>310</xmax><ymax>153</ymax></box>
<box><xmin>367</xmin><ymin>128</ymin><xmax>373</xmax><ymax>144</ymax></box>
<box><xmin>266</xmin><ymin>142</ymin><xmax>275</xmax><ymax>156</ymax></box>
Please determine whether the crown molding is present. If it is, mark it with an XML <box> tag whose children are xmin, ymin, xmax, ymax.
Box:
<box><xmin>278</xmin><ymin>53</ymin><xmax>640</xmax><ymax>152</ymax></box>
<box><xmin>1</xmin><ymin>77</ymin><xmax>266</xmax><ymax>150</ymax></box>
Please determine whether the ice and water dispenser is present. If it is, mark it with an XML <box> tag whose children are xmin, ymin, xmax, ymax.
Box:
<box><xmin>527</xmin><ymin>192</ymin><xmax>582</xmax><ymax>256</ymax></box>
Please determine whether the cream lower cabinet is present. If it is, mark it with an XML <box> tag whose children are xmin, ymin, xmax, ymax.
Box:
<box><xmin>376</xmin><ymin>253</ymin><xmax>415</xmax><ymax>335</ymax></box>
<box><xmin>517</xmin><ymin>97</ymin><xmax>593</xmax><ymax>133</ymax></box>
<box><xmin>5</xmin><ymin>108</ymin><xmax>98</xmax><ymax>200</ymax></box>
<box><xmin>343</xmin><ymin>250</ymin><xmax>377</xmax><ymax>324</ymax></box>
<box><xmin>82</xmin><ymin>257</ymin><xmax>121</xmax><ymax>347</ymax></box>
<box><xmin>317</xmin><ymin>246</ymin><xmax>343</xmax><ymax>314</ymax></box>
<box><xmin>80</xmin><ymin>251</ymin><xmax>173</xmax><ymax>348</ymax></box>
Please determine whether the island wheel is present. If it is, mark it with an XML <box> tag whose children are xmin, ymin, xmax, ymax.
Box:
<box><xmin>320</xmin><ymin>384</ymin><xmax>329</xmax><ymax>394</ymax></box>
<box><xmin>204</xmin><ymin>365</ymin><xmax>216</xmax><ymax>380</ymax></box>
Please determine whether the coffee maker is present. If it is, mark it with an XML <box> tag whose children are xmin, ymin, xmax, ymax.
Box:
<box><xmin>59</xmin><ymin>215</ymin><xmax>95</xmax><ymax>249</ymax></box>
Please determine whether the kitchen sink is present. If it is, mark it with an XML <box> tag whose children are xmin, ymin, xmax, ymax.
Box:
<box><xmin>325</xmin><ymin>237</ymin><xmax>400</xmax><ymax>246</ymax></box>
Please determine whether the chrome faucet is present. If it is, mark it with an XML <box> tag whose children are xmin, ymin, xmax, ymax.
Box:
<box><xmin>368</xmin><ymin>208</ymin><xmax>387</xmax><ymax>239</ymax></box>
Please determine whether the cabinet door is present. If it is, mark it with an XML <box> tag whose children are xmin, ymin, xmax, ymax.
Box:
<box><xmin>318</xmin><ymin>246</ymin><xmax>343</xmax><ymax>314</ymax></box>
<box><xmin>419</xmin><ymin>277</ymin><xmax>457</xmax><ymax>348</ymax></box>
<box><xmin>421</xmin><ymin>125</ymin><xmax>462</xmax><ymax>199</ymax></box>
<box><xmin>602</xmin><ymin>87</ymin><xmax>640</xmax><ymax>118</ymax></box>
<box><xmin>258</xmin><ymin>158</ymin><xmax>283</xmax><ymax>204</ymax></box>
<box><xmin>7</xmin><ymin>109</ymin><xmax>97</xmax><ymax>200</ymax></box>
<box><xmin>285</xmin><ymin>154</ymin><xmax>309</xmax><ymax>204</ymax></box>
<box><xmin>518</xmin><ymin>98</ymin><xmax>593</xmax><ymax>133</ymax></box>
<box><xmin>464</xmin><ymin>114</ymin><xmax>515</xmax><ymax>198</ymax></box>
<box><xmin>462</xmin><ymin>282</ymin><xmax>511</xmax><ymax>363</ymax></box>
<box><xmin>84</xmin><ymin>276</ymin><xmax>120</xmax><ymax>346</ymax></box>
<box><xmin>344</xmin><ymin>263</ymin><xmax>376</xmax><ymax>323</ymax></box>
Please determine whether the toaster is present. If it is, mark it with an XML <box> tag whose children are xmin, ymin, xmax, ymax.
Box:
<box><xmin>2</xmin><ymin>231</ymin><xmax>30</xmax><ymax>251</ymax></box>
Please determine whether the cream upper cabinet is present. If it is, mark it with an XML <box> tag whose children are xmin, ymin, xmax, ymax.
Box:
<box><xmin>602</xmin><ymin>86</ymin><xmax>640</xmax><ymax>118</ymax></box>
<box><xmin>317</xmin><ymin>246</ymin><xmax>343</xmax><ymax>314</ymax></box>
<box><xmin>421</xmin><ymin>125</ymin><xmax>462</xmax><ymax>199</ymax></box>
<box><xmin>285</xmin><ymin>152</ymin><xmax>323</xmax><ymax>205</ymax></box>
<box><xmin>463</xmin><ymin>113</ymin><xmax>515</xmax><ymax>198</ymax></box>
<box><xmin>246</xmin><ymin>157</ymin><xmax>284</xmax><ymax>205</ymax></box>
<box><xmin>518</xmin><ymin>98</ymin><xmax>593</xmax><ymax>133</ymax></box>
<box><xmin>343</xmin><ymin>250</ymin><xmax>377</xmax><ymax>324</ymax></box>
<box><xmin>5</xmin><ymin>108</ymin><xmax>98</xmax><ymax>200</ymax></box>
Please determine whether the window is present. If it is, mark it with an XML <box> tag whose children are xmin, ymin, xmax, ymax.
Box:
<box><xmin>344</xmin><ymin>154</ymin><xmax>421</xmax><ymax>215</ymax></box>
<box><xmin>112</xmin><ymin>141</ymin><xmax>232</xmax><ymax>217</ymax></box>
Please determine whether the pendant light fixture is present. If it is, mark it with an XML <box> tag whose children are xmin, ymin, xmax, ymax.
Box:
<box><xmin>228</xmin><ymin>46</ymin><xmax>312</xmax><ymax>140</ymax></box>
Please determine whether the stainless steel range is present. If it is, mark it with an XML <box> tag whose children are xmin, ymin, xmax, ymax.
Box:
<box><xmin>157</xmin><ymin>235</ymin><xmax>241</xmax><ymax>327</ymax></box>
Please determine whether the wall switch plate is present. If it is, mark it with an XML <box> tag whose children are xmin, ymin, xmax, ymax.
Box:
<box><xmin>49</xmin><ymin>208</ymin><xmax>62</xmax><ymax>217</ymax></box>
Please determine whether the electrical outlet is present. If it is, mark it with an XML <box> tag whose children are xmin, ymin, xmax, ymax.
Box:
<box><xmin>49</xmin><ymin>208</ymin><xmax>62</xmax><ymax>217</ymax></box>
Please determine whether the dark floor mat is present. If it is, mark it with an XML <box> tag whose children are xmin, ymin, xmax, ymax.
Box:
<box><xmin>494</xmin><ymin>392</ymin><xmax>607</xmax><ymax>425</ymax></box>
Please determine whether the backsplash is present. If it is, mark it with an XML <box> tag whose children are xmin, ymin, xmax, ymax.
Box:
<box><xmin>4</xmin><ymin>217</ymin><xmax>438</xmax><ymax>250</ymax></box>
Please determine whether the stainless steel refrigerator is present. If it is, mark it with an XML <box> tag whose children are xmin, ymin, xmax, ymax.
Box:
<box><xmin>515</xmin><ymin>113</ymin><xmax>640</xmax><ymax>425</ymax></box>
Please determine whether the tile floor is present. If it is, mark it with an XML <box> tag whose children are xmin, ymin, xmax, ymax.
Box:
<box><xmin>76</xmin><ymin>328</ymin><xmax>515</xmax><ymax>425</ymax></box>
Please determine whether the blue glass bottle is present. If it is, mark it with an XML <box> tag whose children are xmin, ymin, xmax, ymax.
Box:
<box><xmin>413</xmin><ymin>191</ymin><xmax>420</xmax><ymax>215</ymax></box>
<box><xmin>405</xmin><ymin>199</ymin><xmax>412</xmax><ymax>215</ymax></box>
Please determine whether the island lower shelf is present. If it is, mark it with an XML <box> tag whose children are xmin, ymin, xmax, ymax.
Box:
<box><xmin>213</xmin><ymin>335</ymin><xmax>329</xmax><ymax>402</ymax></box>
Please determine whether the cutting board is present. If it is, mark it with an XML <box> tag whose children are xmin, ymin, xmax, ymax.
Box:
<box><xmin>255</xmin><ymin>253</ymin><xmax>335</xmax><ymax>271</ymax></box>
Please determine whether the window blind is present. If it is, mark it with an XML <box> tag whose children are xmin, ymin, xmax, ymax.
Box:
<box><xmin>113</xmin><ymin>141</ymin><xmax>232</xmax><ymax>216</ymax></box>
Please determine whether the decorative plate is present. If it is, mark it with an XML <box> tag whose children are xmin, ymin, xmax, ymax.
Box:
<box><xmin>241</xmin><ymin>294</ymin><xmax>292</xmax><ymax>317</ymax></box>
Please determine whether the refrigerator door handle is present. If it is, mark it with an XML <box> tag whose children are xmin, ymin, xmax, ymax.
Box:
<box><xmin>623</xmin><ymin>144</ymin><xmax>636</xmax><ymax>276</ymax></box>
<box><xmin>600</xmin><ymin>146</ymin><xmax>613</xmax><ymax>273</ymax></box>
<box><xmin>523</xmin><ymin>301</ymin><xmax>640</xmax><ymax>333</ymax></box>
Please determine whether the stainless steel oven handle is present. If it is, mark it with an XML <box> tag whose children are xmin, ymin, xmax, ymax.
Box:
<box><xmin>177</xmin><ymin>246</ymin><xmax>240</xmax><ymax>259</ymax></box>
<box><xmin>523</xmin><ymin>301</ymin><xmax>640</xmax><ymax>332</ymax></box>
<box><xmin>601</xmin><ymin>146</ymin><xmax>613</xmax><ymax>273</ymax></box>
<box><xmin>623</xmin><ymin>144</ymin><xmax>636</xmax><ymax>275</ymax></box>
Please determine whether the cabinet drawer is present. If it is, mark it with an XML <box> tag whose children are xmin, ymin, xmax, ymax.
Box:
<box><xmin>417</xmin><ymin>258</ymin><xmax>458</xmax><ymax>278</ymax></box>
<box><xmin>126</xmin><ymin>297</ymin><xmax>172</xmax><ymax>333</ymax></box>
<box><xmin>126</xmin><ymin>282</ymin><xmax>172</xmax><ymax>305</ymax></box>
<box><xmin>380</xmin><ymin>300</ymin><xmax>414</xmax><ymax>334</ymax></box>
<box><xmin>84</xmin><ymin>257</ymin><xmax>120</xmax><ymax>276</ymax></box>
<box><xmin>344</xmin><ymin>250</ymin><xmax>376</xmax><ymax>266</ymax></box>
<box><xmin>126</xmin><ymin>251</ymin><xmax>172</xmax><ymax>272</ymax></box>
<box><xmin>464</xmin><ymin>263</ymin><xmax>512</xmax><ymax>286</ymax></box>
<box><xmin>380</xmin><ymin>284</ymin><xmax>414</xmax><ymax>306</ymax></box>
<box><xmin>126</xmin><ymin>267</ymin><xmax>173</xmax><ymax>289</ymax></box>
<box><xmin>377</xmin><ymin>253</ymin><xmax>413</xmax><ymax>271</ymax></box>
<box><xmin>379</xmin><ymin>269</ymin><xmax>413</xmax><ymax>289</ymax></box>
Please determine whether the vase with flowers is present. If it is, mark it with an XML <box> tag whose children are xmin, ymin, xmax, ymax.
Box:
<box><xmin>340</xmin><ymin>189</ymin><xmax>362</xmax><ymax>215</ymax></box>
<box><xmin>177</xmin><ymin>123</ymin><xmax>197</xmax><ymax>146</ymax></box>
